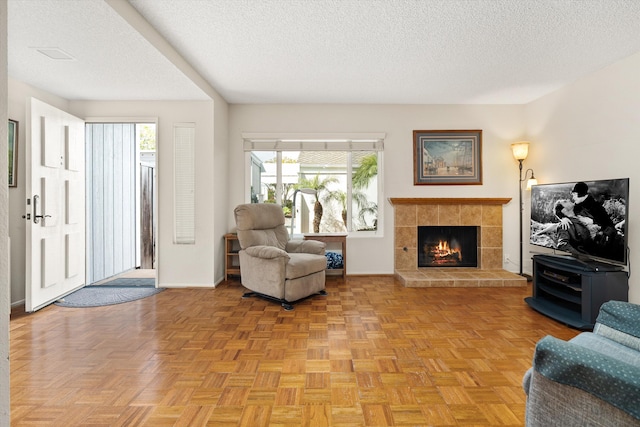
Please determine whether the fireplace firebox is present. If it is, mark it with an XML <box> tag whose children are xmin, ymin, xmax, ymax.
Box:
<box><xmin>418</xmin><ymin>226</ymin><xmax>479</xmax><ymax>267</ymax></box>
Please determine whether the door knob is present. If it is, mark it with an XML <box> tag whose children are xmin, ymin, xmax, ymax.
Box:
<box><xmin>32</xmin><ymin>195</ymin><xmax>51</xmax><ymax>224</ymax></box>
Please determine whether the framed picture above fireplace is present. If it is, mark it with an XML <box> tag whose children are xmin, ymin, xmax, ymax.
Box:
<box><xmin>413</xmin><ymin>129</ymin><xmax>482</xmax><ymax>185</ymax></box>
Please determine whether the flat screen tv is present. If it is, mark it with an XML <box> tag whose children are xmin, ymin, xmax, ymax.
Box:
<box><xmin>530</xmin><ymin>178</ymin><xmax>629</xmax><ymax>266</ymax></box>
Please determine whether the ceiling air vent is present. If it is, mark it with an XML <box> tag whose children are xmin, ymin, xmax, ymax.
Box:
<box><xmin>34</xmin><ymin>47</ymin><xmax>76</xmax><ymax>61</ymax></box>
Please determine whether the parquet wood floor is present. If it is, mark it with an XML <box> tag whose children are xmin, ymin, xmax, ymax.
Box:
<box><xmin>10</xmin><ymin>276</ymin><xmax>578</xmax><ymax>426</ymax></box>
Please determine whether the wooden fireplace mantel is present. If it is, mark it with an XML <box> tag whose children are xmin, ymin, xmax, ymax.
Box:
<box><xmin>388</xmin><ymin>197</ymin><xmax>512</xmax><ymax>206</ymax></box>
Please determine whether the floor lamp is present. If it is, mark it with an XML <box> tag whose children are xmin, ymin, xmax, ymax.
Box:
<box><xmin>291</xmin><ymin>188</ymin><xmax>317</xmax><ymax>237</ymax></box>
<box><xmin>511</xmin><ymin>142</ymin><xmax>537</xmax><ymax>279</ymax></box>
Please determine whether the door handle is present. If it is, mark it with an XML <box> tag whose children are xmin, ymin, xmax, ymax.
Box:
<box><xmin>33</xmin><ymin>195</ymin><xmax>51</xmax><ymax>224</ymax></box>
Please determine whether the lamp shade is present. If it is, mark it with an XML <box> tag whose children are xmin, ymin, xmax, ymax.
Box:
<box><xmin>511</xmin><ymin>141</ymin><xmax>530</xmax><ymax>161</ymax></box>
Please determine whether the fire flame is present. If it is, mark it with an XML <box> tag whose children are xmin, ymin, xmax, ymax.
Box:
<box><xmin>432</xmin><ymin>240</ymin><xmax>462</xmax><ymax>260</ymax></box>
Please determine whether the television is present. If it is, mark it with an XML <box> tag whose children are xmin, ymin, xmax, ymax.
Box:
<box><xmin>529</xmin><ymin>178</ymin><xmax>629</xmax><ymax>267</ymax></box>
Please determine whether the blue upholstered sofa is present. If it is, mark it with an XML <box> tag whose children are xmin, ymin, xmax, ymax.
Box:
<box><xmin>523</xmin><ymin>301</ymin><xmax>640</xmax><ymax>426</ymax></box>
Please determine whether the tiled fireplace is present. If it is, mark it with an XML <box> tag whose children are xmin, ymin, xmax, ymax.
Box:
<box><xmin>390</xmin><ymin>198</ymin><xmax>526</xmax><ymax>287</ymax></box>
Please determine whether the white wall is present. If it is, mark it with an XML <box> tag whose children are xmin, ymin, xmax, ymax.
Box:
<box><xmin>1</xmin><ymin>0</ymin><xmax>10</xmax><ymax>421</ymax></box>
<box><xmin>525</xmin><ymin>52</ymin><xmax>640</xmax><ymax>303</ymax></box>
<box><xmin>8</xmin><ymin>79</ymin><xmax>71</xmax><ymax>304</ymax></box>
<box><xmin>212</xmin><ymin>98</ymin><xmax>230</xmax><ymax>285</ymax></box>
<box><xmin>69</xmin><ymin>100</ymin><xmax>223</xmax><ymax>287</ymax></box>
<box><xmin>228</xmin><ymin>104</ymin><xmax>526</xmax><ymax>275</ymax></box>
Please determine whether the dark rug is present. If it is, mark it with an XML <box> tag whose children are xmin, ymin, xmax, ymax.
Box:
<box><xmin>55</xmin><ymin>278</ymin><xmax>163</xmax><ymax>308</ymax></box>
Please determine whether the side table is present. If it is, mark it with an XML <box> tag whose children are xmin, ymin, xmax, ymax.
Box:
<box><xmin>224</xmin><ymin>233</ymin><xmax>241</xmax><ymax>280</ymax></box>
<box><xmin>303</xmin><ymin>233</ymin><xmax>347</xmax><ymax>279</ymax></box>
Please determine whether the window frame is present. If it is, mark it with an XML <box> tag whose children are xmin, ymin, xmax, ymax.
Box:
<box><xmin>242</xmin><ymin>133</ymin><xmax>385</xmax><ymax>237</ymax></box>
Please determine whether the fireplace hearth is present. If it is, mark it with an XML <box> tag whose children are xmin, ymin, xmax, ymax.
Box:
<box><xmin>389</xmin><ymin>197</ymin><xmax>526</xmax><ymax>288</ymax></box>
<box><xmin>418</xmin><ymin>226</ymin><xmax>478</xmax><ymax>267</ymax></box>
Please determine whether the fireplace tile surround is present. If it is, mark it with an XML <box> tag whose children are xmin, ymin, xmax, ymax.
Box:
<box><xmin>390</xmin><ymin>198</ymin><xmax>526</xmax><ymax>288</ymax></box>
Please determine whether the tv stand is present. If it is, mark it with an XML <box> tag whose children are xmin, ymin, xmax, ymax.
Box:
<box><xmin>549</xmin><ymin>253</ymin><xmax>624</xmax><ymax>272</ymax></box>
<box><xmin>526</xmin><ymin>254</ymin><xmax>628</xmax><ymax>330</ymax></box>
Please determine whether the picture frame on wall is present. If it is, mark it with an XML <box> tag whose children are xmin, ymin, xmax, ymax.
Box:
<box><xmin>8</xmin><ymin>119</ymin><xmax>18</xmax><ymax>187</ymax></box>
<box><xmin>413</xmin><ymin>129</ymin><xmax>482</xmax><ymax>185</ymax></box>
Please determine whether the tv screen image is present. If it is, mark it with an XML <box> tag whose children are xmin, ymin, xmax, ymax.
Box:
<box><xmin>530</xmin><ymin>178</ymin><xmax>629</xmax><ymax>266</ymax></box>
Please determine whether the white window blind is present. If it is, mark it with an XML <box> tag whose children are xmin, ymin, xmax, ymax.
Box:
<box><xmin>242</xmin><ymin>132</ymin><xmax>385</xmax><ymax>152</ymax></box>
<box><xmin>174</xmin><ymin>123</ymin><xmax>195</xmax><ymax>244</ymax></box>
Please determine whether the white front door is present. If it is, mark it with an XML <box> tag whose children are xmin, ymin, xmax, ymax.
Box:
<box><xmin>25</xmin><ymin>98</ymin><xmax>85</xmax><ymax>312</ymax></box>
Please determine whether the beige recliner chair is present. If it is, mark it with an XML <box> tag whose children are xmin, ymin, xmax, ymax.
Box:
<box><xmin>234</xmin><ymin>203</ymin><xmax>327</xmax><ymax>310</ymax></box>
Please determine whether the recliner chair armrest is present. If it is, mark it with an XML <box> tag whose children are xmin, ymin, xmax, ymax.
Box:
<box><xmin>244</xmin><ymin>245</ymin><xmax>290</xmax><ymax>260</ymax></box>
<box><xmin>595</xmin><ymin>301</ymin><xmax>640</xmax><ymax>343</ymax></box>
<box><xmin>533</xmin><ymin>335</ymin><xmax>640</xmax><ymax>420</ymax></box>
<box><xmin>286</xmin><ymin>239</ymin><xmax>326</xmax><ymax>255</ymax></box>
<box><xmin>594</xmin><ymin>301</ymin><xmax>640</xmax><ymax>352</ymax></box>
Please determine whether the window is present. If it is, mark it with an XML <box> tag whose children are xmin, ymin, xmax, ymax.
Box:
<box><xmin>243</xmin><ymin>133</ymin><xmax>384</xmax><ymax>236</ymax></box>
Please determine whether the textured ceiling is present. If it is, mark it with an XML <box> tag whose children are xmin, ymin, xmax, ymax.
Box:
<box><xmin>8</xmin><ymin>0</ymin><xmax>640</xmax><ymax>104</ymax></box>
<box><xmin>8</xmin><ymin>0</ymin><xmax>208</xmax><ymax>101</ymax></box>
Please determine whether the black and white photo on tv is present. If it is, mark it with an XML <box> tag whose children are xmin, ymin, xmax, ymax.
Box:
<box><xmin>530</xmin><ymin>178</ymin><xmax>628</xmax><ymax>265</ymax></box>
